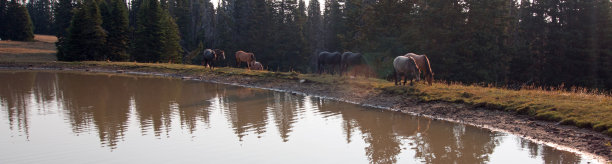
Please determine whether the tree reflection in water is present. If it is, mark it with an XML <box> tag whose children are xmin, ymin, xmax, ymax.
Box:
<box><xmin>0</xmin><ymin>71</ymin><xmax>592</xmax><ymax>163</ymax></box>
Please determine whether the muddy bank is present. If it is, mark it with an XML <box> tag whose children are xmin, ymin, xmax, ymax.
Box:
<box><xmin>1</xmin><ymin>62</ymin><xmax>611</xmax><ymax>162</ymax></box>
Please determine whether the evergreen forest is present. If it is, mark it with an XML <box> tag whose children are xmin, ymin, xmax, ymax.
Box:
<box><xmin>2</xmin><ymin>0</ymin><xmax>611</xmax><ymax>90</ymax></box>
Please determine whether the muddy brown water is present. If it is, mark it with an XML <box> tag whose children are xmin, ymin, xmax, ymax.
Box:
<box><xmin>0</xmin><ymin>71</ymin><xmax>601</xmax><ymax>163</ymax></box>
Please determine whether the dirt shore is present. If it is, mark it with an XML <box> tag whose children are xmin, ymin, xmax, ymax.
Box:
<box><xmin>1</xmin><ymin>62</ymin><xmax>611</xmax><ymax>162</ymax></box>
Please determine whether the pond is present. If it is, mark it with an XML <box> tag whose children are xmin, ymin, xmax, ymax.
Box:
<box><xmin>0</xmin><ymin>71</ymin><xmax>598</xmax><ymax>163</ymax></box>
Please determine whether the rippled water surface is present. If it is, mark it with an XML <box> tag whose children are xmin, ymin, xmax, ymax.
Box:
<box><xmin>0</xmin><ymin>71</ymin><xmax>598</xmax><ymax>163</ymax></box>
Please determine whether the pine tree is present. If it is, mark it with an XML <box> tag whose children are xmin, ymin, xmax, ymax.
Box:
<box><xmin>340</xmin><ymin>0</ymin><xmax>364</xmax><ymax>50</ymax></box>
<box><xmin>6</xmin><ymin>0</ymin><xmax>34</xmax><ymax>41</ymax></box>
<box><xmin>594</xmin><ymin>0</ymin><xmax>612</xmax><ymax>89</ymax></box>
<box><xmin>305</xmin><ymin>0</ymin><xmax>322</xmax><ymax>70</ymax></box>
<box><xmin>54</xmin><ymin>0</ymin><xmax>73</xmax><ymax>38</ymax></box>
<box><xmin>166</xmin><ymin>0</ymin><xmax>190</xmax><ymax>57</ymax></box>
<box><xmin>0</xmin><ymin>0</ymin><xmax>7</xmax><ymax>39</ymax></box>
<box><xmin>54</xmin><ymin>0</ymin><xmax>74</xmax><ymax>60</ymax></box>
<box><xmin>462</xmin><ymin>0</ymin><xmax>515</xmax><ymax>83</ymax></box>
<box><xmin>322</xmin><ymin>0</ymin><xmax>342</xmax><ymax>51</ymax></box>
<box><xmin>100</xmin><ymin>0</ymin><xmax>130</xmax><ymax>61</ymax></box>
<box><xmin>27</xmin><ymin>0</ymin><xmax>53</xmax><ymax>35</ymax></box>
<box><xmin>160</xmin><ymin>9</ymin><xmax>182</xmax><ymax>63</ymax></box>
<box><xmin>63</xmin><ymin>0</ymin><xmax>107</xmax><ymax>61</ymax></box>
<box><xmin>132</xmin><ymin>0</ymin><xmax>180</xmax><ymax>63</ymax></box>
<box><xmin>413</xmin><ymin>0</ymin><xmax>466</xmax><ymax>81</ymax></box>
<box><xmin>132</xmin><ymin>0</ymin><xmax>164</xmax><ymax>62</ymax></box>
<box><xmin>248</xmin><ymin>0</ymin><xmax>273</xmax><ymax>63</ymax></box>
<box><xmin>212</xmin><ymin>0</ymin><xmax>234</xmax><ymax>64</ymax></box>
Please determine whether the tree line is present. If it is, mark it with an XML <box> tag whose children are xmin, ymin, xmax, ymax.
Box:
<box><xmin>4</xmin><ymin>0</ymin><xmax>612</xmax><ymax>90</ymax></box>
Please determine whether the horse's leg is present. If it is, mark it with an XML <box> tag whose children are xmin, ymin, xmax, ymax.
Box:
<box><xmin>403</xmin><ymin>74</ymin><xmax>408</xmax><ymax>86</ymax></box>
<box><xmin>410</xmin><ymin>77</ymin><xmax>414</xmax><ymax>86</ymax></box>
<box><xmin>394</xmin><ymin>71</ymin><xmax>399</xmax><ymax>85</ymax></box>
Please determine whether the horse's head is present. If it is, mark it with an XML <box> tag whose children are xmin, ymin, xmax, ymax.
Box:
<box><xmin>250</xmin><ymin>53</ymin><xmax>256</xmax><ymax>61</ymax></box>
<box><xmin>215</xmin><ymin>49</ymin><xmax>226</xmax><ymax>60</ymax></box>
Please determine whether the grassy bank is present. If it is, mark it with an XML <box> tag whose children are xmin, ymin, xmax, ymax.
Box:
<box><xmin>5</xmin><ymin>61</ymin><xmax>610</xmax><ymax>137</ymax></box>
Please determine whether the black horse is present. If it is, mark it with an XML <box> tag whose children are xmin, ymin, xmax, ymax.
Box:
<box><xmin>317</xmin><ymin>51</ymin><xmax>341</xmax><ymax>75</ymax></box>
<box><xmin>340</xmin><ymin>52</ymin><xmax>364</xmax><ymax>76</ymax></box>
<box><xmin>203</xmin><ymin>49</ymin><xmax>225</xmax><ymax>70</ymax></box>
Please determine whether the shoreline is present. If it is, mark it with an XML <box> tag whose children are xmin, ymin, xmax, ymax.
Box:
<box><xmin>1</xmin><ymin>62</ymin><xmax>611</xmax><ymax>162</ymax></box>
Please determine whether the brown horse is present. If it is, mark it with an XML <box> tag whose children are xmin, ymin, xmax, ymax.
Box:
<box><xmin>235</xmin><ymin>51</ymin><xmax>256</xmax><ymax>69</ymax></box>
<box><xmin>250</xmin><ymin>61</ymin><xmax>264</xmax><ymax>70</ymax></box>
<box><xmin>404</xmin><ymin>53</ymin><xmax>434</xmax><ymax>85</ymax></box>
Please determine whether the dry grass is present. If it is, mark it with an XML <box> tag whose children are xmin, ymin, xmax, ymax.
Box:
<box><xmin>33</xmin><ymin>35</ymin><xmax>58</xmax><ymax>43</ymax></box>
<box><xmin>0</xmin><ymin>34</ymin><xmax>57</xmax><ymax>62</ymax></box>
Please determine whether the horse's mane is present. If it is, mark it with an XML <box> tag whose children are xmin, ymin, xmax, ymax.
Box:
<box><xmin>408</xmin><ymin>56</ymin><xmax>420</xmax><ymax>71</ymax></box>
<box><xmin>422</xmin><ymin>55</ymin><xmax>433</xmax><ymax>76</ymax></box>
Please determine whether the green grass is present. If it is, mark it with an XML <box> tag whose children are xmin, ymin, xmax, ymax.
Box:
<box><xmin>5</xmin><ymin>61</ymin><xmax>612</xmax><ymax>136</ymax></box>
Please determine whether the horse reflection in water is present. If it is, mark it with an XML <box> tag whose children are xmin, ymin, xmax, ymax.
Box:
<box><xmin>222</xmin><ymin>87</ymin><xmax>301</xmax><ymax>142</ymax></box>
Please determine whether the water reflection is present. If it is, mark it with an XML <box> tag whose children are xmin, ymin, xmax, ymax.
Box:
<box><xmin>0</xmin><ymin>71</ymin><xmax>594</xmax><ymax>163</ymax></box>
<box><xmin>518</xmin><ymin>138</ymin><xmax>583</xmax><ymax>163</ymax></box>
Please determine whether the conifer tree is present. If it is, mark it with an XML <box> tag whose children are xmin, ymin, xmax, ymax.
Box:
<box><xmin>0</xmin><ymin>0</ymin><xmax>7</xmax><ymax>39</ymax></box>
<box><xmin>63</xmin><ymin>0</ymin><xmax>107</xmax><ymax>61</ymax></box>
<box><xmin>462</xmin><ymin>0</ymin><xmax>515</xmax><ymax>83</ymax></box>
<box><xmin>322</xmin><ymin>0</ymin><xmax>342</xmax><ymax>51</ymax></box>
<box><xmin>132</xmin><ymin>0</ymin><xmax>180</xmax><ymax>63</ymax></box>
<box><xmin>6</xmin><ymin>0</ymin><xmax>34</xmax><ymax>41</ymax></box>
<box><xmin>54</xmin><ymin>0</ymin><xmax>74</xmax><ymax>60</ymax></box>
<box><xmin>305</xmin><ymin>0</ymin><xmax>322</xmax><ymax>69</ymax></box>
<box><xmin>27</xmin><ymin>0</ymin><xmax>53</xmax><ymax>35</ymax></box>
<box><xmin>160</xmin><ymin>9</ymin><xmax>182</xmax><ymax>63</ymax></box>
<box><xmin>132</xmin><ymin>0</ymin><xmax>164</xmax><ymax>62</ymax></box>
<box><xmin>100</xmin><ymin>0</ymin><xmax>130</xmax><ymax>61</ymax></box>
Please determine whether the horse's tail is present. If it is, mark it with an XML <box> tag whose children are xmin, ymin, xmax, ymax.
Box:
<box><xmin>423</xmin><ymin>55</ymin><xmax>434</xmax><ymax>84</ymax></box>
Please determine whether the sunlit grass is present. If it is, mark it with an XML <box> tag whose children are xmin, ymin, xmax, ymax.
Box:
<box><xmin>378</xmin><ymin>80</ymin><xmax>612</xmax><ymax>136</ymax></box>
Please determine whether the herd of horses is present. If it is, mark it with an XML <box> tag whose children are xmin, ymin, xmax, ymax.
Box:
<box><xmin>201</xmin><ymin>49</ymin><xmax>434</xmax><ymax>86</ymax></box>
<box><xmin>202</xmin><ymin>49</ymin><xmax>263</xmax><ymax>70</ymax></box>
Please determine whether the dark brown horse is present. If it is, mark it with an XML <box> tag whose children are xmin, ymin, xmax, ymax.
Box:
<box><xmin>235</xmin><ymin>51</ymin><xmax>256</xmax><ymax>69</ymax></box>
<box><xmin>202</xmin><ymin>49</ymin><xmax>225</xmax><ymax>70</ymax></box>
<box><xmin>404</xmin><ymin>53</ymin><xmax>434</xmax><ymax>85</ymax></box>
<box><xmin>340</xmin><ymin>51</ymin><xmax>364</xmax><ymax>76</ymax></box>
<box><xmin>317</xmin><ymin>51</ymin><xmax>341</xmax><ymax>75</ymax></box>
